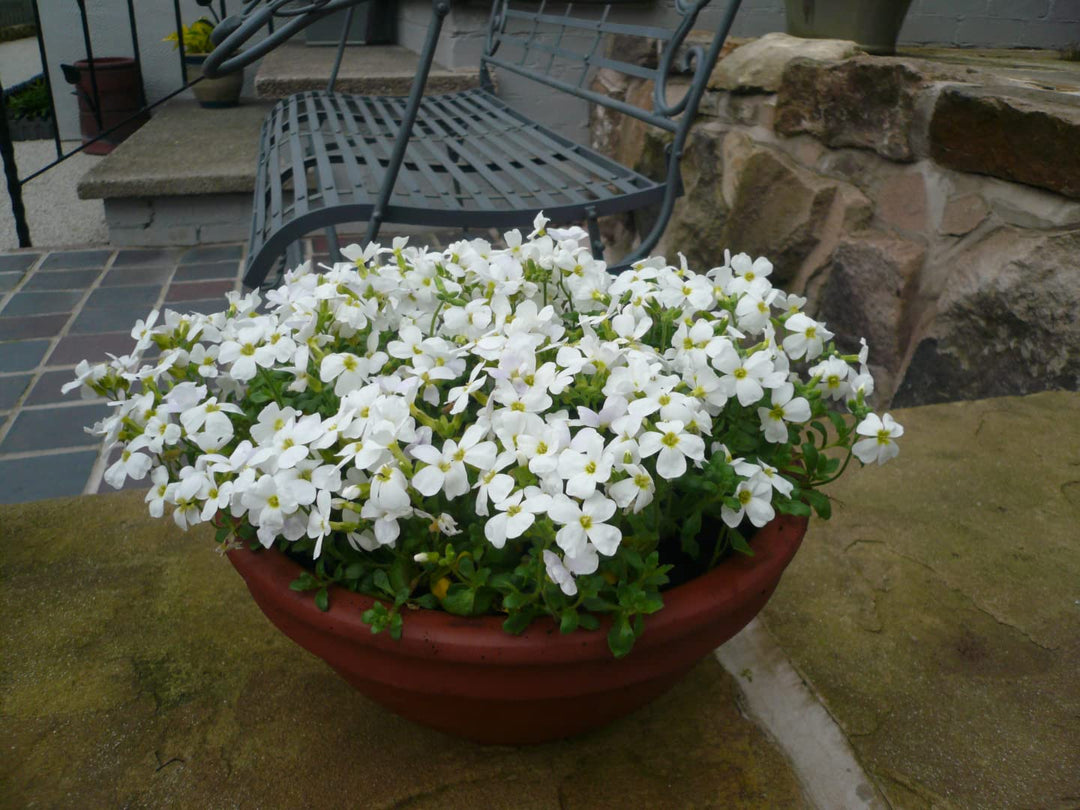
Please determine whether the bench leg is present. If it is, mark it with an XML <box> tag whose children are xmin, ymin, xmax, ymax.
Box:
<box><xmin>585</xmin><ymin>205</ymin><xmax>604</xmax><ymax>261</ymax></box>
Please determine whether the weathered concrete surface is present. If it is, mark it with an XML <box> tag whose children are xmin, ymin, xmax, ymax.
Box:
<box><xmin>0</xmin><ymin>489</ymin><xmax>807</xmax><ymax>808</ymax></box>
<box><xmin>254</xmin><ymin>43</ymin><xmax>476</xmax><ymax>99</ymax></box>
<box><xmin>77</xmin><ymin>101</ymin><xmax>272</xmax><ymax>200</ymax></box>
<box><xmin>763</xmin><ymin>392</ymin><xmax>1080</xmax><ymax>809</ymax></box>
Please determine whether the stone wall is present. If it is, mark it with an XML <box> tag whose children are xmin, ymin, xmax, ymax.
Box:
<box><xmin>591</xmin><ymin>33</ymin><xmax>1080</xmax><ymax>408</ymax></box>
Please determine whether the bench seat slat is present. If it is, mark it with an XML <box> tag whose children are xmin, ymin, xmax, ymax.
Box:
<box><xmin>245</xmin><ymin>87</ymin><xmax>667</xmax><ymax>286</ymax></box>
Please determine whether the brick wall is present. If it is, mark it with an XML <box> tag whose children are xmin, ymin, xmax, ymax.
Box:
<box><xmin>730</xmin><ymin>0</ymin><xmax>1080</xmax><ymax>49</ymax></box>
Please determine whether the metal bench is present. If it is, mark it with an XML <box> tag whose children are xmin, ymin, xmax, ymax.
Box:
<box><xmin>204</xmin><ymin>0</ymin><xmax>743</xmax><ymax>287</ymax></box>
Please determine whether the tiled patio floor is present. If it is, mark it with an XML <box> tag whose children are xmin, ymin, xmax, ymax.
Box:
<box><xmin>0</xmin><ymin>244</ymin><xmax>248</xmax><ymax>504</ymax></box>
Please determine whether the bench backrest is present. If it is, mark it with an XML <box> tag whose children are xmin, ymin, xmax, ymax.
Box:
<box><xmin>479</xmin><ymin>0</ymin><xmax>742</xmax><ymax>141</ymax></box>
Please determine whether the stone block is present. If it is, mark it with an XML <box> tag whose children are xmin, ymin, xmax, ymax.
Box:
<box><xmin>929</xmin><ymin>84</ymin><xmax>1080</xmax><ymax>199</ymax></box>
<box><xmin>877</xmin><ymin>171</ymin><xmax>928</xmax><ymax>232</ymax></box>
<box><xmin>817</xmin><ymin>232</ymin><xmax>925</xmax><ymax>375</ymax></box>
<box><xmin>653</xmin><ymin>124</ymin><xmax>727</xmax><ymax>267</ymax></box>
<box><xmin>720</xmin><ymin>137</ymin><xmax>867</xmax><ymax>284</ymax></box>
<box><xmin>938</xmin><ymin>192</ymin><xmax>989</xmax><ymax>236</ymax></box>
<box><xmin>893</xmin><ymin>228</ymin><xmax>1080</xmax><ymax>407</ymax></box>
<box><xmin>775</xmin><ymin>56</ymin><xmax>925</xmax><ymax>162</ymax></box>
<box><xmin>709</xmin><ymin>32</ymin><xmax>860</xmax><ymax>94</ymax></box>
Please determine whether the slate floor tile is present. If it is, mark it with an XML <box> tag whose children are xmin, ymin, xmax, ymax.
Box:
<box><xmin>175</xmin><ymin>298</ymin><xmax>229</xmax><ymax>316</ymax></box>
<box><xmin>69</xmin><ymin>307</ymin><xmax>145</xmax><ymax>335</ymax></box>
<box><xmin>0</xmin><ymin>339</ymin><xmax>51</xmax><ymax>371</ymax></box>
<box><xmin>0</xmin><ymin>313</ymin><xmax>69</xmax><ymax>340</ymax></box>
<box><xmin>0</xmin><ymin>374</ymin><xmax>33</xmax><ymax>410</ymax></box>
<box><xmin>180</xmin><ymin>244</ymin><xmax>244</xmax><ymax>264</ymax></box>
<box><xmin>98</xmin><ymin>265</ymin><xmax>174</xmax><ymax>287</ymax></box>
<box><xmin>39</xmin><ymin>250</ymin><xmax>112</xmax><ymax>271</ymax></box>
<box><xmin>0</xmin><ymin>451</ymin><xmax>99</xmax><ymax>504</ymax></box>
<box><xmin>85</xmin><ymin>284</ymin><xmax>161</xmax><ymax>311</ymax></box>
<box><xmin>48</xmin><ymin>332</ymin><xmax>137</xmax><ymax>366</ymax></box>
<box><xmin>1</xmin><ymin>290</ymin><xmax>84</xmax><ymax>317</ymax></box>
<box><xmin>23</xmin><ymin>268</ymin><xmax>102</xmax><ymax>291</ymax></box>
<box><xmin>165</xmin><ymin>280</ymin><xmax>235</xmax><ymax>303</ymax></box>
<box><xmin>26</xmin><ymin>369</ymin><xmax>94</xmax><ymax>406</ymax></box>
<box><xmin>0</xmin><ymin>271</ymin><xmax>23</xmax><ymax>292</ymax></box>
<box><xmin>0</xmin><ymin>403</ymin><xmax>107</xmax><ymax>453</ymax></box>
<box><xmin>172</xmin><ymin>262</ymin><xmax>242</xmax><ymax>282</ymax></box>
<box><xmin>0</xmin><ymin>254</ymin><xmax>41</xmax><ymax>272</ymax></box>
<box><xmin>111</xmin><ymin>248</ymin><xmax>181</xmax><ymax>267</ymax></box>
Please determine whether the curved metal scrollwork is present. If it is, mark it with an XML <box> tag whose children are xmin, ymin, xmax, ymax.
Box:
<box><xmin>202</xmin><ymin>0</ymin><xmax>374</xmax><ymax>77</ymax></box>
<box><xmin>653</xmin><ymin>0</ymin><xmax>711</xmax><ymax>119</ymax></box>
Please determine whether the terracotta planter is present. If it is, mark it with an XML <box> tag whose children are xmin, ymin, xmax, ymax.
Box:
<box><xmin>227</xmin><ymin>514</ymin><xmax>808</xmax><ymax>744</ymax></box>
<box><xmin>183</xmin><ymin>55</ymin><xmax>243</xmax><ymax>108</ymax></box>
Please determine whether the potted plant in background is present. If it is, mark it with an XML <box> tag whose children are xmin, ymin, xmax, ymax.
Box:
<box><xmin>784</xmin><ymin>0</ymin><xmax>914</xmax><ymax>54</ymax></box>
<box><xmin>67</xmin><ymin>218</ymin><xmax>903</xmax><ymax>744</ymax></box>
<box><xmin>165</xmin><ymin>0</ymin><xmax>243</xmax><ymax>108</ymax></box>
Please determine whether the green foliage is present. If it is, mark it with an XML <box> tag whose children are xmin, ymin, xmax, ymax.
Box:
<box><xmin>163</xmin><ymin>18</ymin><xmax>215</xmax><ymax>54</ymax></box>
<box><xmin>5</xmin><ymin>78</ymin><xmax>50</xmax><ymax>121</ymax></box>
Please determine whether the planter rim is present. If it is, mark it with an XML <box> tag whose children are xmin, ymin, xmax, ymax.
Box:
<box><xmin>227</xmin><ymin>514</ymin><xmax>808</xmax><ymax>666</ymax></box>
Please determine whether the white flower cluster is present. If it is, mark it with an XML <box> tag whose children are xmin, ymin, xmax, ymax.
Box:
<box><xmin>70</xmin><ymin>215</ymin><xmax>901</xmax><ymax>597</ymax></box>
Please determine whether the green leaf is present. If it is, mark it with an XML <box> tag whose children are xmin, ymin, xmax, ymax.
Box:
<box><xmin>373</xmin><ymin>569</ymin><xmax>392</xmax><ymax>595</ymax></box>
<box><xmin>802</xmin><ymin>442</ymin><xmax>820</xmax><ymax>476</ymax></box>
<box><xmin>289</xmin><ymin>572</ymin><xmax>319</xmax><ymax>592</ymax></box>
<box><xmin>441</xmin><ymin>583</ymin><xmax>476</xmax><ymax>616</ymax></box>
<box><xmin>778</xmin><ymin>499</ymin><xmax>812</xmax><ymax>517</ymax></box>
<box><xmin>415</xmin><ymin>593</ymin><xmax>439</xmax><ymax>609</ymax></box>
<box><xmin>607</xmin><ymin>614</ymin><xmax>637</xmax><ymax>658</ymax></box>
<box><xmin>502</xmin><ymin>609</ymin><xmax>535</xmax><ymax>635</ymax></box>
<box><xmin>680</xmin><ymin>510</ymin><xmax>703</xmax><ymax>558</ymax></box>
<box><xmin>345</xmin><ymin>563</ymin><xmax>364</xmax><ymax>580</ymax></box>
<box><xmin>458</xmin><ymin>556</ymin><xmax>476</xmax><ymax>580</ymax></box>
<box><xmin>314</xmin><ymin>587</ymin><xmax>329</xmax><ymax>612</ymax></box>
<box><xmin>730</xmin><ymin>529</ymin><xmax>753</xmax><ymax>556</ymax></box>
<box><xmin>578</xmin><ymin>613</ymin><xmax>600</xmax><ymax>631</ymax></box>
<box><xmin>804</xmin><ymin>489</ymin><xmax>832</xmax><ymax>519</ymax></box>
<box><xmin>559</xmin><ymin>608</ymin><xmax>579</xmax><ymax>634</ymax></box>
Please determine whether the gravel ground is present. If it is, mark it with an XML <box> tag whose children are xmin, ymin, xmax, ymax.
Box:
<box><xmin>0</xmin><ymin>140</ymin><xmax>108</xmax><ymax>250</ymax></box>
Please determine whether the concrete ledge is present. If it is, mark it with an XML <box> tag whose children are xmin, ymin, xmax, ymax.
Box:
<box><xmin>77</xmin><ymin>101</ymin><xmax>272</xmax><ymax>200</ymax></box>
<box><xmin>255</xmin><ymin>43</ymin><xmax>478</xmax><ymax>99</ymax></box>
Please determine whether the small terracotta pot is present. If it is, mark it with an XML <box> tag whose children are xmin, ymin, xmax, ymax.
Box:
<box><xmin>227</xmin><ymin>514</ymin><xmax>808</xmax><ymax>744</ymax></box>
<box><xmin>183</xmin><ymin>55</ymin><xmax>243</xmax><ymax>108</ymax></box>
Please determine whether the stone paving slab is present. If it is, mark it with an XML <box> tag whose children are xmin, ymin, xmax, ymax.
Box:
<box><xmin>762</xmin><ymin>391</ymin><xmax>1080</xmax><ymax>809</ymax></box>
<box><xmin>0</xmin><ymin>490</ymin><xmax>808</xmax><ymax>808</ymax></box>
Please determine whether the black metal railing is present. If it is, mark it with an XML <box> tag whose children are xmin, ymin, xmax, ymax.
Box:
<box><xmin>0</xmin><ymin>0</ymin><xmax>269</xmax><ymax>248</ymax></box>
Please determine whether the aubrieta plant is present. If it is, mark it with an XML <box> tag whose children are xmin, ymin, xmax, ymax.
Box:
<box><xmin>67</xmin><ymin>216</ymin><xmax>902</xmax><ymax>656</ymax></box>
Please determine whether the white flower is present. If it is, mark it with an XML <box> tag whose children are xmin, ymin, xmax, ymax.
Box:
<box><xmin>104</xmin><ymin>447</ymin><xmax>152</xmax><ymax>489</ymax></box>
<box><xmin>757</xmin><ymin>383</ymin><xmax>811</xmax><ymax>444</ymax></box>
<box><xmin>712</xmin><ymin>345</ymin><xmax>783</xmax><ymax>406</ymax></box>
<box><xmin>549</xmin><ymin>493</ymin><xmax>621</xmax><ymax>558</ymax></box>
<box><xmin>608</xmin><ymin>463</ymin><xmax>655</xmax><ymax>512</ymax></box>
<box><xmin>485</xmin><ymin>487</ymin><xmax>552</xmax><ymax>548</ymax></box>
<box><xmin>853</xmin><ymin>413</ymin><xmax>903</xmax><ymax>465</ymax></box>
<box><xmin>637</xmin><ymin>420</ymin><xmax>705</xmax><ymax>480</ymax></box>
<box><xmin>543</xmin><ymin>550</ymin><xmax>578</xmax><ymax>596</ymax></box>
<box><xmin>721</xmin><ymin>477</ymin><xmax>774</xmax><ymax>529</ymax></box>
<box><xmin>557</xmin><ymin>428</ymin><xmax>614</xmax><ymax>498</ymax></box>
<box><xmin>782</xmin><ymin>313</ymin><xmax>833</xmax><ymax>361</ymax></box>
